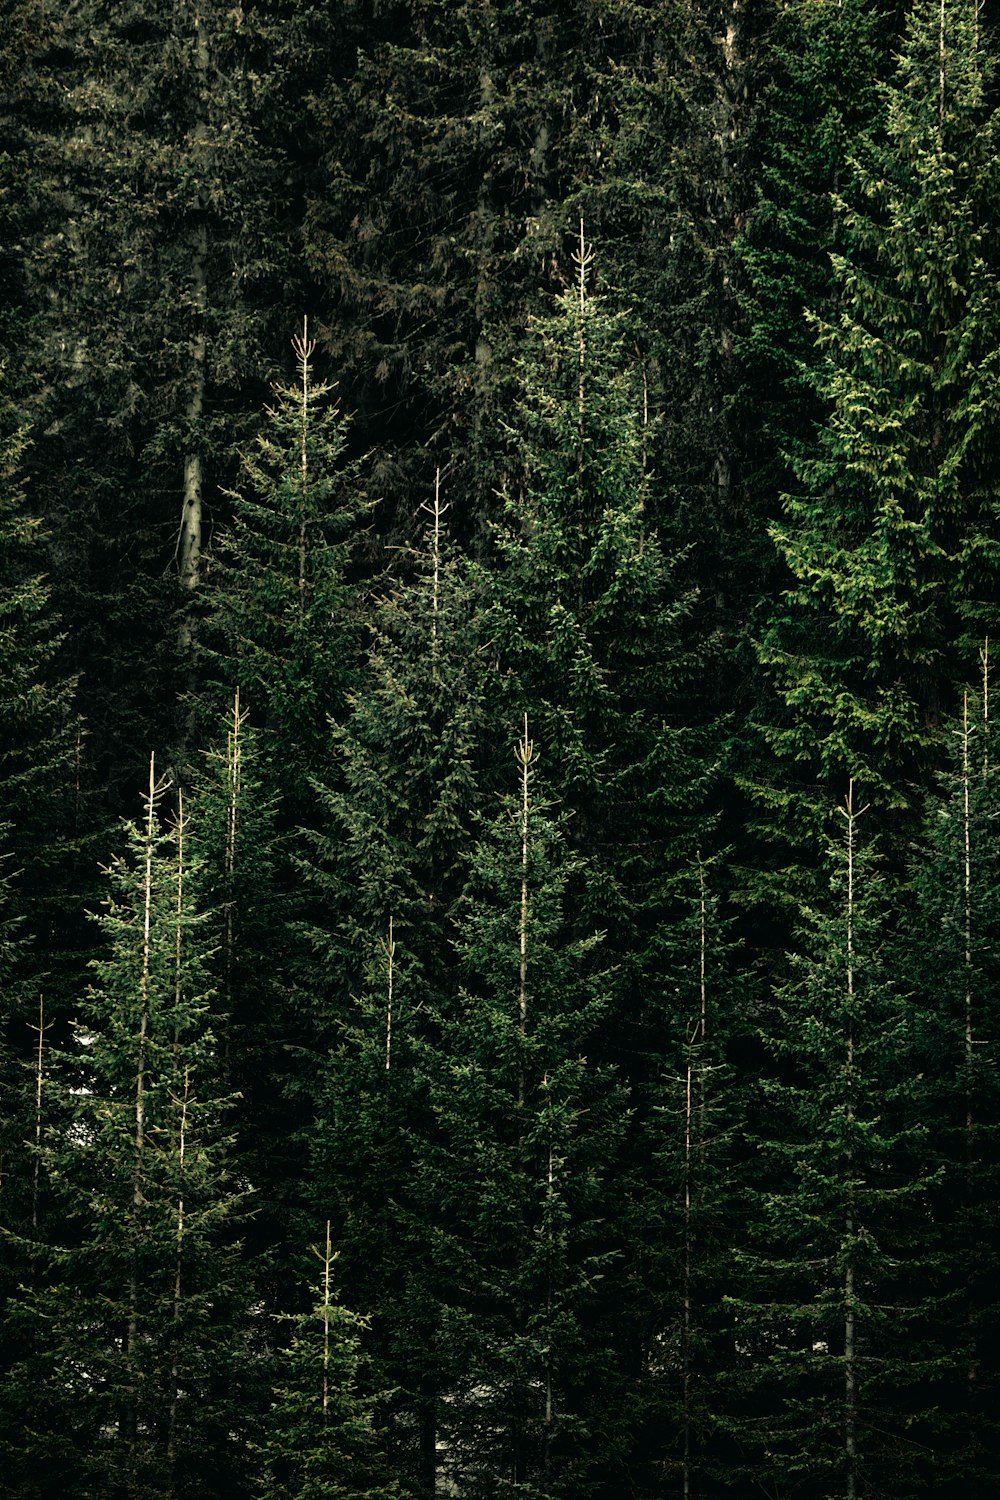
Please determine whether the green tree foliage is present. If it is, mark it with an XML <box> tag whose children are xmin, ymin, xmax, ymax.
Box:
<box><xmin>2</xmin><ymin>3</ymin><xmax>1000</xmax><ymax>1493</ymax></box>
<box><xmin>627</xmin><ymin>855</ymin><xmax>745</xmax><ymax>1497</ymax></box>
<box><xmin>907</xmin><ymin>668</ymin><xmax>1000</xmax><ymax>1495</ymax></box>
<box><xmin>0</xmin><ymin>407</ymin><xmax>85</xmax><ymax>1436</ymax></box>
<box><xmin>433</xmin><ymin>721</ymin><xmax>628</xmax><ymax>1497</ymax></box>
<box><xmin>4</xmin><ymin>0</ymin><xmax>306</xmax><ymax>799</ymax></box>
<box><xmin>485</xmin><ymin>229</ymin><xmax>704</xmax><ymax>962</ymax></box>
<box><xmin>189</xmin><ymin>693</ymin><xmax>297</xmax><ymax>1315</ymax></box>
<box><xmin>207</xmin><ymin>325</ymin><xmax>369</xmax><ymax>812</ymax></box>
<box><xmin>757</xmin><ymin>0</ymin><xmax>1000</xmax><ymax>835</ymax></box>
<box><xmin>303</xmin><ymin>495</ymin><xmax>486</xmax><ymax>1492</ymax></box>
<box><xmin>738</xmin><ymin>0</ymin><xmax>890</xmax><ymax>516</ymax></box>
<box><xmin>2</xmin><ymin>762</ymin><xmax>246</xmax><ymax>1498</ymax></box>
<box><xmin>733</xmin><ymin>787</ymin><xmax>944</xmax><ymax>1496</ymax></box>
<box><xmin>259</xmin><ymin>1222</ymin><xmax>399</xmax><ymax>1500</ymax></box>
<box><xmin>304</xmin><ymin>0</ymin><xmax>725</xmax><ymax>548</ymax></box>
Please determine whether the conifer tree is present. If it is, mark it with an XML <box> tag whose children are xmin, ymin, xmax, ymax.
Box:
<box><xmin>207</xmin><ymin>322</ymin><xmax>369</xmax><ymax>811</ymax></box>
<box><xmin>0</xmin><ymin>405</ymin><xmax>87</xmax><ymax>1456</ymax></box>
<box><xmin>306</xmin><ymin>477</ymin><xmax>483</xmax><ymax>1004</ymax></box>
<box><xmin>258</xmin><ymin>1221</ymin><xmax>399</xmax><ymax>1500</ymax></box>
<box><xmin>629</xmin><ymin>854</ymin><xmax>744</xmax><ymax>1497</ymax></box>
<box><xmin>304</xmin><ymin>0</ymin><xmax>703</xmax><ymax>541</ymax></box>
<box><xmin>485</xmin><ymin>226</ymin><xmax>704</xmax><ymax>971</ymax></box>
<box><xmin>733</xmin><ymin>785</ymin><xmax>943</xmax><ymax>1496</ymax></box>
<box><xmin>5</xmin><ymin>0</ymin><xmax>306</xmax><ymax>799</ymax></box>
<box><xmin>431</xmin><ymin>719</ymin><xmax>629</xmax><ymax>1497</ymax></box>
<box><xmin>908</xmin><ymin>663</ymin><xmax>1000</xmax><ymax>1494</ymax></box>
<box><xmin>303</xmin><ymin>488</ymin><xmax>486</xmax><ymax>1493</ymax></box>
<box><xmin>190</xmin><ymin>692</ymin><xmax>296</xmax><ymax>1313</ymax></box>
<box><xmin>2</xmin><ymin>760</ymin><xmax>246</xmax><ymax>1498</ymax></box>
<box><xmin>757</xmin><ymin>0</ymin><xmax>1000</xmax><ymax>839</ymax></box>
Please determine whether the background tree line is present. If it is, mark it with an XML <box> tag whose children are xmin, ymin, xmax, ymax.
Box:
<box><xmin>1</xmin><ymin>0</ymin><xmax>999</xmax><ymax>1494</ymax></box>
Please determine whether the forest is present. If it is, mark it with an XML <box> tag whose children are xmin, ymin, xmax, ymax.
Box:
<box><xmin>0</xmin><ymin>0</ymin><xmax>999</xmax><ymax>1494</ymax></box>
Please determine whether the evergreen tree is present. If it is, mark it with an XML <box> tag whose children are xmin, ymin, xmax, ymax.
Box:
<box><xmin>2</xmin><ymin>760</ymin><xmax>246</xmax><ymax>1498</ymax></box>
<box><xmin>484</xmin><ymin>227</ymin><xmax>704</xmax><ymax>967</ymax></box>
<box><xmin>190</xmin><ymin>692</ymin><xmax>296</xmax><ymax>1323</ymax></box>
<box><xmin>432</xmin><ymin>719</ymin><xmax>628</xmax><ymax>1497</ymax></box>
<box><xmin>907</xmin><ymin>664</ymin><xmax>1000</xmax><ymax>1495</ymax></box>
<box><xmin>207</xmin><ymin>323</ymin><xmax>370</xmax><ymax>814</ymax></box>
<box><xmin>756</xmin><ymin>0</ymin><xmax>1000</xmax><ymax>840</ymax></box>
<box><xmin>4</xmin><ymin>0</ymin><xmax>307</xmax><ymax>801</ymax></box>
<box><xmin>259</xmin><ymin>1221</ymin><xmax>399</xmax><ymax>1500</ymax></box>
<box><xmin>733</xmin><ymin>786</ymin><xmax>943</xmax><ymax>1496</ymax></box>
<box><xmin>303</xmin><ymin>490</ymin><xmax>486</xmax><ymax>1494</ymax></box>
<box><xmin>0</xmin><ymin>401</ymin><xmax>86</xmax><ymax>1464</ymax></box>
<box><xmin>628</xmin><ymin>854</ymin><xmax>745</xmax><ymax>1498</ymax></box>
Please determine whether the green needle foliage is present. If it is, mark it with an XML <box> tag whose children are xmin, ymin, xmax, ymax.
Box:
<box><xmin>733</xmin><ymin>786</ymin><xmax>943</xmax><ymax>1496</ymax></box>
<box><xmin>758</xmin><ymin>0</ymin><xmax>1000</xmax><ymax>841</ymax></box>
<box><xmin>259</xmin><ymin>1221</ymin><xmax>399</xmax><ymax>1500</ymax></box>
<box><xmin>302</xmin><ymin>494</ymin><xmax>486</xmax><ymax>1493</ymax></box>
<box><xmin>906</xmin><ymin>670</ymin><xmax>1000</xmax><ymax>1496</ymax></box>
<box><xmin>435</xmin><ymin>720</ymin><xmax>628</xmax><ymax>1498</ymax></box>
<box><xmin>485</xmin><ymin>225</ymin><xmax>705</xmax><ymax>983</ymax></box>
<box><xmin>207</xmin><ymin>323</ymin><xmax>371</xmax><ymax>815</ymax></box>
<box><xmin>3</xmin><ymin>761</ymin><xmax>246</xmax><ymax>1499</ymax></box>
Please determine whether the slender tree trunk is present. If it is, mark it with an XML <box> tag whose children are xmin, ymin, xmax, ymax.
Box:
<box><xmin>222</xmin><ymin>689</ymin><xmax>242</xmax><ymax>1071</ymax></box>
<box><xmin>177</xmin><ymin>12</ymin><xmax>210</xmax><ymax>664</ymax></box>
<box><xmin>321</xmin><ymin>1219</ymin><xmax>333</xmax><ymax>1426</ymax></box>
<box><xmin>293</xmin><ymin>318</ymin><xmax>315</xmax><ymax>602</ymax></box>
<box><xmin>166</xmin><ymin>1067</ymin><xmax>190</xmax><ymax>1498</ymax></box>
<box><xmin>125</xmin><ymin>753</ymin><xmax>158</xmax><ymax>1451</ymax></box>
<box><xmin>385</xmin><ymin>918</ymin><xmax>395</xmax><ymax>1073</ymax></box>
<box><xmin>31</xmin><ymin>994</ymin><xmax>46</xmax><ymax>1231</ymax></box>
<box><xmin>842</xmin><ymin>780</ymin><xmax>861</xmax><ymax>1500</ymax></box>
<box><xmin>517</xmin><ymin>715</ymin><xmax>533</xmax><ymax>1110</ymax></box>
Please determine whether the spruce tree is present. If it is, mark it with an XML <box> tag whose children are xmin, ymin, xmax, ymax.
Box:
<box><xmin>907</xmin><ymin>665</ymin><xmax>1000</xmax><ymax>1494</ymax></box>
<box><xmin>484</xmin><ymin>226</ymin><xmax>705</xmax><ymax>970</ymax></box>
<box><xmin>303</xmin><ymin>489</ymin><xmax>485</xmax><ymax>1494</ymax></box>
<box><xmin>207</xmin><ymin>323</ymin><xmax>369</xmax><ymax>815</ymax></box>
<box><xmin>0</xmin><ymin>403</ymin><xmax>86</xmax><ymax>1465</ymax></box>
<box><xmin>432</xmin><ymin>718</ymin><xmax>628</xmax><ymax>1497</ymax></box>
<box><xmin>2</xmin><ymin>760</ymin><xmax>246</xmax><ymax>1498</ymax></box>
<box><xmin>258</xmin><ymin>1221</ymin><xmax>399</xmax><ymax>1500</ymax></box>
<box><xmin>733</xmin><ymin>786</ymin><xmax>943</xmax><ymax>1496</ymax></box>
<box><xmin>756</xmin><ymin>0</ymin><xmax>1000</xmax><ymax>841</ymax></box>
<box><xmin>628</xmin><ymin>854</ymin><xmax>745</xmax><ymax>1497</ymax></box>
<box><xmin>4</xmin><ymin>0</ymin><xmax>307</xmax><ymax>801</ymax></box>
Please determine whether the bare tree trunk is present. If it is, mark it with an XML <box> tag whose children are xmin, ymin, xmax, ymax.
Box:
<box><xmin>177</xmin><ymin>12</ymin><xmax>210</xmax><ymax>665</ymax></box>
